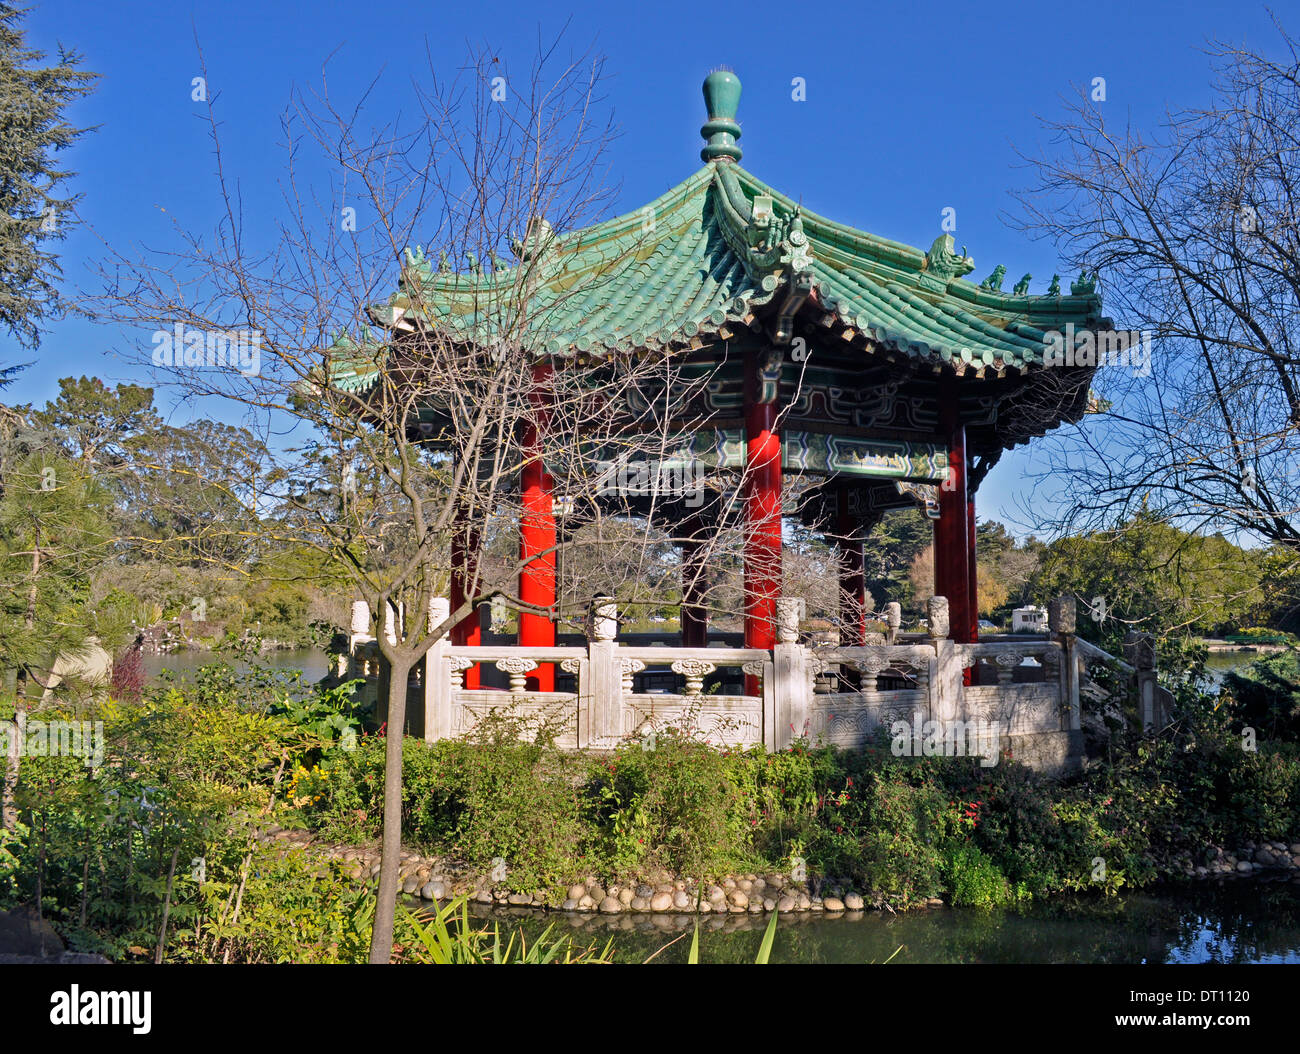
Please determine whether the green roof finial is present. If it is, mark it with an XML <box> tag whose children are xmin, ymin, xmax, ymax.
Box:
<box><xmin>701</xmin><ymin>69</ymin><xmax>742</xmax><ymax>164</ymax></box>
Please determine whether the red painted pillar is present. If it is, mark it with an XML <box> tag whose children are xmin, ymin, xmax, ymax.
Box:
<box><xmin>680</xmin><ymin>516</ymin><xmax>708</xmax><ymax>648</ymax></box>
<box><xmin>450</xmin><ymin>523</ymin><xmax>481</xmax><ymax>689</ymax></box>
<box><xmin>519</xmin><ymin>361</ymin><xmax>556</xmax><ymax>691</ymax></box>
<box><xmin>967</xmin><ymin>499</ymin><xmax>979</xmax><ymax>642</ymax></box>
<box><xmin>935</xmin><ymin>375</ymin><xmax>973</xmax><ymax>648</ymax></box>
<box><xmin>837</xmin><ymin>490</ymin><xmax>866</xmax><ymax>646</ymax></box>
<box><xmin>744</xmin><ymin>352</ymin><xmax>782</xmax><ymax>695</ymax></box>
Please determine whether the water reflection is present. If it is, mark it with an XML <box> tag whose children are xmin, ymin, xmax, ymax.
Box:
<box><xmin>460</xmin><ymin>880</ymin><xmax>1300</xmax><ymax>964</ymax></box>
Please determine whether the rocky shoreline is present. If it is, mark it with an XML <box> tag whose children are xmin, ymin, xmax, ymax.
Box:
<box><xmin>259</xmin><ymin>826</ymin><xmax>1300</xmax><ymax>914</ymax></box>
<box><xmin>1178</xmin><ymin>841</ymin><xmax>1300</xmax><ymax>879</ymax></box>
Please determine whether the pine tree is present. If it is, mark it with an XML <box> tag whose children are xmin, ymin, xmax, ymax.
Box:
<box><xmin>0</xmin><ymin>4</ymin><xmax>97</xmax><ymax>348</ymax></box>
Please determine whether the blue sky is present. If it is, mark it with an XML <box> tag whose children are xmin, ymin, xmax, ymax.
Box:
<box><xmin>3</xmin><ymin>0</ymin><xmax>1288</xmax><ymax>534</ymax></box>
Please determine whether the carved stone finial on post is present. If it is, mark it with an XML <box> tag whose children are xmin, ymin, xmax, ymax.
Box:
<box><xmin>587</xmin><ymin>595</ymin><xmax>618</xmax><ymax>643</ymax></box>
<box><xmin>384</xmin><ymin>601</ymin><xmax>399</xmax><ymax>645</ymax></box>
<box><xmin>1048</xmin><ymin>595</ymin><xmax>1076</xmax><ymax>636</ymax></box>
<box><xmin>884</xmin><ymin>602</ymin><xmax>902</xmax><ymax>644</ymax></box>
<box><xmin>776</xmin><ymin>598</ymin><xmax>802</xmax><ymax>644</ymax></box>
<box><xmin>428</xmin><ymin>596</ymin><xmax>450</xmax><ymax>638</ymax></box>
<box><xmin>1122</xmin><ymin>631</ymin><xmax>1156</xmax><ymax>670</ymax></box>
<box><xmin>350</xmin><ymin>600</ymin><xmax>371</xmax><ymax>636</ymax></box>
<box><xmin>927</xmin><ymin>596</ymin><xmax>950</xmax><ymax>640</ymax></box>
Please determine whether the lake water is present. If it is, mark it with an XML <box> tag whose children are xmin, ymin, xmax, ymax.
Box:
<box><xmin>467</xmin><ymin>880</ymin><xmax>1300</xmax><ymax>964</ymax></box>
<box><xmin>142</xmin><ymin>646</ymin><xmax>331</xmax><ymax>685</ymax></box>
<box><xmin>1205</xmin><ymin>648</ymin><xmax>1278</xmax><ymax>688</ymax></box>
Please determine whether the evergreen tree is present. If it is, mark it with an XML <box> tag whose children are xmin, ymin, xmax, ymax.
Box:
<box><xmin>0</xmin><ymin>4</ymin><xmax>97</xmax><ymax>348</ymax></box>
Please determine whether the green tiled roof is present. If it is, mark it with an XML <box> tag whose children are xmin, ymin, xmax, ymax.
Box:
<box><xmin>328</xmin><ymin>74</ymin><xmax>1103</xmax><ymax>395</ymax></box>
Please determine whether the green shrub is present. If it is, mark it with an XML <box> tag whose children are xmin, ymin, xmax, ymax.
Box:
<box><xmin>584</xmin><ymin>727</ymin><xmax>757</xmax><ymax>878</ymax></box>
<box><xmin>942</xmin><ymin>843</ymin><xmax>1013</xmax><ymax>907</ymax></box>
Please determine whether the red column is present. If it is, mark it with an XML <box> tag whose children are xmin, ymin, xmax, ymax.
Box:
<box><xmin>680</xmin><ymin>516</ymin><xmax>708</xmax><ymax>648</ymax></box>
<box><xmin>967</xmin><ymin>498</ymin><xmax>979</xmax><ymax>643</ymax></box>
<box><xmin>837</xmin><ymin>490</ymin><xmax>866</xmax><ymax>646</ymax></box>
<box><xmin>935</xmin><ymin>375</ymin><xmax>974</xmax><ymax>648</ymax></box>
<box><xmin>450</xmin><ymin>523</ymin><xmax>481</xmax><ymax>689</ymax></box>
<box><xmin>744</xmin><ymin>352</ymin><xmax>782</xmax><ymax>695</ymax></box>
<box><xmin>519</xmin><ymin>361</ymin><xmax>556</xmax><ymax>691</ymax></box>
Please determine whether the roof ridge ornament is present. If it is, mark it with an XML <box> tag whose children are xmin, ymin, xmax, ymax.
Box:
<box><xmin>701</xmin><ymin>69</ymin><xmax>742</xmax><ymax>164</ymax></box>
<box><xmin>1071</xmin><ymin>270</ymin><xmax>1098</xmax><ymax>296</ymax></box>
<box><xmin>979</xmin><ymin>264</ymin><xmax>1006</xmax><ymax>292</ymax></box>
<box><xmin>921</xmin><ymin>234</ymin><xmax>975</xmax><ymax>288</ymax></box>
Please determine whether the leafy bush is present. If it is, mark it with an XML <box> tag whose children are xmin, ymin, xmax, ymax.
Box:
<box><xmin>584</xmin><ymin>727</ymin><xmax>758</xmax><ymax>878</ymax></box>
<box><xmin>1224</xmin><ymin>652</ymin><xmax>1300</xmax><ymax>742</ymax></box>
<box><xmin>942</xmin><ymin>843</ymin><xmax>1013</xmax><ymax>908</ymax></box>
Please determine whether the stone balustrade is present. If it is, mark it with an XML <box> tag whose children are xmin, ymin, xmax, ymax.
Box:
<box><xmin>350</xmin><ymin>592</ymin><xmax>1158</xmax><ymax>773</ymax></box>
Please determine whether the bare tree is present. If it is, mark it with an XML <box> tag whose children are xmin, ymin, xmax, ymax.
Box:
<box><xmin>1011</xmin><ymin>16</ymin><xmax>1300</xmax><ymax>588</ymax></box>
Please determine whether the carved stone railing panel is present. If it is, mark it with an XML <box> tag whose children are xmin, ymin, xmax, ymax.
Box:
<box><xmin>964</xmin><ymin>683</ymin><xmax>1063</xmax><ymax>734</ymax></box>
<box><xmin>820</xmin><ymin>644</ymin><xmax>933</xmax><ymax>700</ymax></box>
<box><xmin>805</xmin><ymin>691</ymin><xmax>927</xmax><ymax>748</ymax></box>
<box><xmin>622</xmin><ymin>694</ymin><xmax>761</xmax><ymax>748</ymax></box>
<box><xmin>993</xmin><ymin>650</ymin><xmax>1022</xmax><ymax>685</ymax></box>
<box><xmin>451</xmin><ymin>690</ymin><xmax>579</xmax><ymax>748</ymax></box>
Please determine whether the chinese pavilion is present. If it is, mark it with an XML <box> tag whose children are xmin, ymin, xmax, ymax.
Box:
<box><xmin>330</xmin><ymin>70</ymin><xmax>1106</xmax><ymax>689</ymax></box>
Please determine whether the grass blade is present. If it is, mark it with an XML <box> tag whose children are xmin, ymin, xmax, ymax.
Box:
<box><xmin>755</xmin><ymin>910</ymin><xmax>779</xmax><ymax>964</ymax></box>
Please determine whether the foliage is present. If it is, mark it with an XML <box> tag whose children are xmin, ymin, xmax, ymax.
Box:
<box><xmin>8</xmin><ymin>655</ymin><xmax>1299</xmax><ymax>959</ymax></box>
<box><xmin>584</xmin><ymin>724</ymin><xmax>758</xmax><ymax>878</ymax></box>
<box><xmin>302</xmin><ymin>698</ymin><xmax>1299</xmax><ymax>913</ymax></box>
<box><xmin>267</xmin><ymin>677</ymin><xmax>367</xmax><ymax>755</ymax></box>
<box><xmin>0</xmin><ymin>5</ymin><xmax>98</xmax><ymax>348</ymax></box>
<box><xmin>399</xmin><ymin>898</ymin><xmax>614</xmax><ymax>964</ymax></box>
<box><xmin>1223</xmin><ymin>651</ymin><xmax>1300</xmax><ymax>742</ymax></box>
<box><xmin>1030</xmin><ymin>510</ymin><xmax>1266</xmax><ymax>645</ymax></box>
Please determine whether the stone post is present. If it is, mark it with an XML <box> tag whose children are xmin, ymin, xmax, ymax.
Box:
<box><xmin>774</xmin><ymin>597</ymin><xmax>810</xmax><ymax>750</ymax></box>
<box><xmin>423</xmin><ymin>598</ymin><xmax>452</xmax><ymax>742</ymax></box>
<box><xmin>1049</xmin><ymin>595</ymin><xmax>1080</xmax><ymax>731</ymax></box>
<box><xmin>1124</xmin><ymin>631</ymin><xmax>1159</xmax><ymax>731</ymax></box>
<box><xmin>884</xmin><ymin>602</ymin><xmax>902</xmax><ymax>645</ymax></box>
<box><xmin>584</xmin><ymin>595</ymin><xmax>622</xmax><ymax>748</ymax></box>
<box><xmin>348</xmin><ymin>600</ymin><xmax>371</xmax><ymax>679</ymax></box>
<box><xmin>928</xmin><ymin>596</ymin><xmax>961</xmax><ymax>725</ymax></box>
